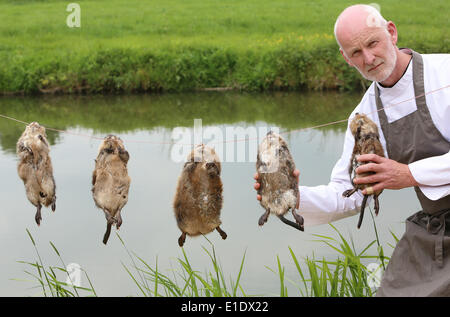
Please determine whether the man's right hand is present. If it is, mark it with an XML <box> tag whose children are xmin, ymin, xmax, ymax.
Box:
<box><xmin>253</xmin><ymin>169</ymin><xmax>301</xmax><ymax>209</ymax></box>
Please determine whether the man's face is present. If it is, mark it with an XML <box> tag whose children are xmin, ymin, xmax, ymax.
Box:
<box><xmin>340</xmin><ymin>27</ymin><xmax>397</xmax><ymax>83</ymax></box>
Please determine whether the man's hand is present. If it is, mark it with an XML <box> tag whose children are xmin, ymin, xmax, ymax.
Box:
<box><xmin>254</xmin><ymin>169</ymin><xmax>301</xmax><ymax>209</ymax></box>
<box><xmin>353</xmin><ymin>154</ymin><xmax>419</xmax><ymax>195</ymax></box>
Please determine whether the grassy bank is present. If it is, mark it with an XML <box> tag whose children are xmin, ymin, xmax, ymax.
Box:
<box><xmin>0</xmin><ymin>0</ymin><xmax>448</xmax><ymax>94</ymax></box>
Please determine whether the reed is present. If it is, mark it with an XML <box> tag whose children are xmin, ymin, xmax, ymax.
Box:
<box><xmin>269</xmin><ymin>214</ymin><xmax>391</xmax><ymax>297</ymax></box>
<box><xmin>16</xmin><ymin>212</ymin><xmax>395</xmax><ymax>297</ymax></box>
<box><xmin>14</xmin><ymin>229</ymin><xmax>97</xmax><ymax>297</ymax></box>
<box><xmin>118</xmin><ymin>234</ymin><xmax>248</xmax><ymax>297</ymax></box>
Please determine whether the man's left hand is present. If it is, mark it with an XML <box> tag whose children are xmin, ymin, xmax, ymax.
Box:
<box><xmin>353</xmin><ymin>154</ymin><xmax>419</xmax><ymax>195</ymax></box>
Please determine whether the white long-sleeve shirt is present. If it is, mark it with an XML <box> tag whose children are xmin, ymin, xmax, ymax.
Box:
<box><xmin>298</xmin><ymin>53</ymin><xmax>450</xmax><ymax>226</ymax></box>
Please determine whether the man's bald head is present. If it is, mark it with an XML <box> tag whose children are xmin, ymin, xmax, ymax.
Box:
<box><xmin>333</xmin><ymin>4</ymin><xmax>404</xmax><ymax>84</ymax></box>
<box><xmin>334</xmin><ymin>4</ymin><xmax>388</xmax><ymax>51</ymax></box>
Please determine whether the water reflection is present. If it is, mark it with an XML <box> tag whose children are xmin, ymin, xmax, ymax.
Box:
<box><xmin>0</xmin><ymin>91</ymin><xmax>359</xmax><ymax>154</ymax></box>
<box><xmin>0</xmin><ymin>92</ymin><xmax>419</xmax><ymax>296</ymax></box>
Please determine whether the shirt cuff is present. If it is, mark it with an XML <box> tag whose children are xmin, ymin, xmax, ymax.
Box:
<box><xmin>298</xmin><ymin>185</ymin><xmax>359</xmax><ymax>226</ymax></box>
<box><xmin>408</xmin><ymin>156</ymin><xmax>450</xmax><ymax>186</ymax></box>
<box><xmin>416</xmin><ymin>184</ymin><xmax>450</xmax><ymax>201</ymax></box>
<box><xmin>409</xmin><ymin>159</ymin><xmax>450</xmax><ymax>200</ymax></box>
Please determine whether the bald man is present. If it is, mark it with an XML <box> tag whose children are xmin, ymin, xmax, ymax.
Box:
<box><xmin>254</xmin><ymin>4</ymin><xmax>450</xmax><ymax>296</ymax></box>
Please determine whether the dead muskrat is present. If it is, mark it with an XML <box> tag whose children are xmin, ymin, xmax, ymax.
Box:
<box><xmin>17</xmin><ymin>122</ymin><xmax>56</xmax><ymax>226</ymax></box>
<box><xmin>92</xmin><ymin>135</ymin><xmax>131</xmax><ymax>245</ymax></box>
<box><xmin>173</xmin><ymin>144</ymin><xmax>227</xmax><ymax>247</ymax></box>
<box><xmin>256</xmin><ymin>131</ymin><xmax>304</xmax><ymax>231</ymax></box>
<box><xmin>342</xmin><ymin>113</ymin><xmax>385</xmax><ymax>229</ymax></box>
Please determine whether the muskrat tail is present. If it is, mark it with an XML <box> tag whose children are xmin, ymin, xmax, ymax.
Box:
<box><xmin>357</xmin><ymin>195</ymin><xmax>369</xmax><ymax>229</ymax></box>
<box><xmin>278</xmin><ymin>215</ymin><xmax>304</xmax><ymax>232</ymax></box>
<box><xmin>103</xmin><ymin>223</ymin><xmax>112</xmax><ymax>245</ymax></box>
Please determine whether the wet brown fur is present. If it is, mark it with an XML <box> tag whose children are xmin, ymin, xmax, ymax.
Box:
<box><xmin>343</xmin><ymin>113</ymin><xmax>385</xmax><ymax>228</ymax></box>
<box><xmin>92</xmin><ymin>135</ymin><xmax>131</xmax><ymax>245</ymax></box>
<box><xmin>16</xmin><ymin>122</ymin><xmax>56</xmax><ymax>226</ymax></box>
<box><xmin>173</xmin><ymin>144</ymin><xmax>226</xmax><ymax>247</ymax></box>
<box><xmin>256</xmin><ymin>131</ymin><xmax>304</xmax><ymax>231</ymax></box>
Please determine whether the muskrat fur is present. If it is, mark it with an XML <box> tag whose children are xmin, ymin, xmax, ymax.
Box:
<box><xmin>17</xmin><ymin>122</ymin><xmax>56</xmax><ymax>226</ymax></box>
<box><xmin>173</xmin><ymin>144</ymin><xmax>227</xmax><ymax>247</ymax></box>
<box><xmin>342</xmin><ymin>113</ymin><xmax>385</xmax><ymax>229</ymax></box>
<box><xmin>92</xmin><ymin>135</ymin><xmax>131</xmax><ymax>245</ymax></box>
<box><xmin>256</xmin><ymin>131</ymin><xmax>304</xmax><ymax>231</ymax></box>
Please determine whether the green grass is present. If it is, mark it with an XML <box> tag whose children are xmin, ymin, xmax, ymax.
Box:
<box><xmin>278</xmin><ymin>224</ymin><xmax>387</xmax><ymax>297</ymax></box>
<box><xmin>119</xmin><ymin>218</ymin><xmax>394</xmax><ymax>297</ymax></box>
<box><xmin>118</xmin><ymin>225</ymin><xmax>390</xmax><ymax>297</ymax></box>
<box><xmin>1</xmin><ymin>0</ymin><xmax>447</xmax><ymax>54</ymax></box>
<box><xmin>264</xmin><ymin>207</ymin><xmax>391</xmax><ymax>297</ymax></box>
<box><xmin>17</xmin><ymin>215</ymin><xmax>393</xmax><ymax>297</ymax></box>
<box><xmin>116</xmin><ymin>207</ymin><xmax>394</xmax><ymax>298</ymax></box>
<box><xmin>0</xmin><ymin>0</ymin><xmax>448</xmax><ymax>94</ymax></box>
<box><xmin>15</xmin><ymin>229</ymin><xmax>97</xmax><ymax>297</ymax></box>
<box><xmin>118</xmin><ymin>234</ymin><xmax>248</xmax><ymax>297</ymax></box>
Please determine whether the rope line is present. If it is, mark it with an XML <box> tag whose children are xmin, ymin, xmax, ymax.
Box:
<box><xmin>276</xmin><ymin>84</ymin><xmax>450</xmax><ymax>137</ymax></box>
<box><xmin>0</xmin><ymin>84</ymin><xmax>448</xmax><ymax>146</ymax></box>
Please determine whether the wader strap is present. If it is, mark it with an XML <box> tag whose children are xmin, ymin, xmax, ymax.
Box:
<box><xmin>436</xmin><ymin>231</ymin><xmax>444</xmax><ymax>268</ymax></box>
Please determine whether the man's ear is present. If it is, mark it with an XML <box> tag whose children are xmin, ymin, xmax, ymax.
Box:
<box><xmin>386</xmin><ymin>21</ymin><xmax>398</xmax><ymax>46</ymax></box>
<box><xmin>340</xmin><ymin>48</ymin><xmax>354</xmax><ymax>67</ymax></box>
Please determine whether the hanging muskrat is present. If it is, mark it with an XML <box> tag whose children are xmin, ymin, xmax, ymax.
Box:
<box><xmin>173</xmin><ymin>144</ymin><xmax>227</xmax><ymax>247</ymax></box>
<box><xmin>92</xmin><ymin>135</ymin><xmax>131</xmax><ymax>245</ymax></box>
<box><xmin>342</xmin><ymin>113</ymin><xmax>385</xmax><ymax>229</ymax></box>
<box><xmin>17</xmin><ymin>122</ymin><xmax>57</xmax><ymax>226</ymax></box>
<box><xmin>256</xmin><ymin>131</ymin><xmax>304</xmax><ymax>231</ymax></box>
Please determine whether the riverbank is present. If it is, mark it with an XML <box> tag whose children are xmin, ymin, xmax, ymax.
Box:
<box><xmin>1</xmin><ymin>0</ymin><xmax>448</xmax><ymax>95</ymax></box>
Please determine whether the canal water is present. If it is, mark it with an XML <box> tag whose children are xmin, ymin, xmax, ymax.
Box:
<box><xmin>0</xmin><ymin>92</ymin><xmax>420</xmax><ymax>296</ymax></box>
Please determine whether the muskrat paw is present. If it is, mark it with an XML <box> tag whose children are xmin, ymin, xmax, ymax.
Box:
<box><xmin>216</xmin><ymin>226</ymin><xmax>227</xmax><ymax>240</ymax></box>
<box><xmin>258</xmin><ymin>210</ymin><xmax>270</xmax><ymax>226</ymax></box>
<box><xmin>178</xmin><ymin>232</ymin><xmax>186</xmax><ymax>247</ymax></box>
<box><xmin>342</xmin><ymin>188</ymin><xmax>357</xmax><ymax>197</ymax></box>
